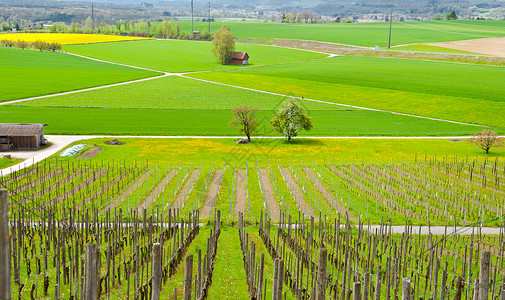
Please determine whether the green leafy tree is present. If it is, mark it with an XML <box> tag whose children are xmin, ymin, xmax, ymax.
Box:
<box><xmin>70</xmin><ymin>22</ymin><xmax>81</xmax><ymax>33</ymax></box>
<box><xmin>116</xmin><ymin>21</ymin><xmax>122</xmax><ymax>34</ymax></box>
<box><xmin>470</xmin><ymin>129</ymin><xmax>504</xmax><ymax>154</ymax></box>
<box><xmin>446</xmin><ymin>11</ymin><xmax>458</xmax><ymax>20</ymax></box>
<box><xmin>270</xmin><ymin>98</ymin><xmax>313</xmax><ymax>141</ymax></box>
<box><xmin>229</xmin><ymin>105</ymin><xmax>259</xmax><ymax>143</ymax></box>
<box><xmin>432</xmin><ymin>14</ymin><xmax>442</xmax><ymax>20</ymax></box>
<box><xmin>211</xmin><ymin>26</ymin><xmax>235</xmax><ymax>65</ymax></box>
<box><xmin>1</xmin><ymin>22</ymin><xmax>9</xmax><ymax>31</ymax></box>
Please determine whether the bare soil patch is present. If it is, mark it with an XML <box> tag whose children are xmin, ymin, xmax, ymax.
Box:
<box><xmin>24</xmin><ymin>168</ymin><xmax>88</xmax><ymax>203</ymax></box>
<box><xmin>16</xmin><ymin>169</ymin><xmax>63</xmax><ymax>193</ymax></box>
<box><xmin>280</xmin><ymin>168</ymin><xmax>314</xmax><ymax>218</ymax></box>
<box><xmin>427</xmin><ymin>37</ymin><xmax>505</xmax><ymax>57</ymax></box>
<box><xmin>136</xmin><ymin>169</ymin><xmax>178</xmax><ymax>213</ymax></box>
<box><xmin>2</xmin><ymin>168</ymin><xmax>47</xmax><ymax>186</ymax></box>
<box><xmin>48</xmin><ymin>168</ymin><xmax>108</xmax><ymax>207</ymax></box>
<box><xmin>304</xmin><ymin>167</ymin><xmax>356</xmax><ymax>221</ymax></box>
<box><xmin>246</xmin><ymin>38</ymin><xmax>505</xmax><ymax>65</ymax></box>
<box><xmin>171</xmin><ymin>169</ymin><xmax>201</xmax><ymax>210</ymax></box>
<box><xmin>201</xmin><ymin>169</ymin><xmax>224</xmax><ymax>218</ymax></box>
<box><xmin>77</xmin><ymin>146</ymin><xmax>102</xmax><ymax>159</ymax></box>
<box><xmin>105</xmin><ymin>139</ymin><xmax>125</xmax><ymax>145</ymax></box>
<box><xmin>107</xmin><ymin>169</ymin><xmax>154</xmax><ymax>210</ymax></box>
<box><xmin>233</xmin><ymin>169</ymin><xmax>247</xmax><ymax>219</ymax></box>
<box><xmin>78</xmin><ymin>169</ymin><xmax>131</xmax><ymax>208</ymax></box>
<box><xmin>259</xmin><ymin>169</ymin><xmax>280</xmax><ymax>222</ymax></box>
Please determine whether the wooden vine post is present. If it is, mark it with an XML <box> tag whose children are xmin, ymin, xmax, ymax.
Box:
<box><xmin>402</xmin><ymin>278</ymin><xmax>411</xmax><ymax>300</ymax></box>
<box><xmin>316</xmin><ymin>248</ymin><xmax>327</xmax><ymax>300</ymax></box>
<box><xmin>184</xmin><ymin>254</ymin><xmax>193</xmax><ymax>300</ymax></box>
<box><xmin>85</xmin><ymin>243</ymin><xmax>99</xmax><ymax>300</ymax></box>
<box><xmin>354</xmin><ymin>282</ymin><xmax>362</xmax><ymax>300</ymax></box>
<box><xmin>479</xmin><ymin>250</ymin><xmax>491</xmax><ymax>300</ymax></box>
<box><xmin>0</xmin><ymin>189</ymin><xmax>11</xmax><ymax>300</ymax></box>
<box><xmin>151</xmin><ymin>243</ymin><xmax>162</xmax><ymax>300</ymax></box>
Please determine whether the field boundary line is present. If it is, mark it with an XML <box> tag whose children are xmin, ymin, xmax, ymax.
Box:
<box><xmin>0</xmin><ymin>73</ymin><xmax>171</xmax><ymax>106</ymax></box>
<box><xmin>179</xmin><ymin>74</ymin><xmax>485</xmax><ymax>127</ymax></box>
<box><xmin>62</xmin><ymin>51</ymin><xmax>168</xmax><ymax>73</ymax></box>
<box><xmin>402</xmin><ymin>22</ymin><xmax>493</xmax><ymax>38</ymax></box>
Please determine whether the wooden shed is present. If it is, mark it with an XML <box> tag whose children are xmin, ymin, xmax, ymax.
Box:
<box><xmin>230</xmin><ymin>52</ymin><xmax>249</xmax><ymax>65</ymax></box>
<box><xmin>0</xmin><ymin>124</ymin><xmax>47</xmax><ymax>151</ymax></box>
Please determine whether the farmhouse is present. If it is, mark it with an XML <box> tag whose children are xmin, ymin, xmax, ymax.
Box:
<box><xmin>0</xmin><ymin>124</ymin><xmax>47</xmax><ymax>151</ymax></box>
<box><xmin>230</xmin><ymin>51</ymin><xmax>249</xmax><ymax>65</ymax></box>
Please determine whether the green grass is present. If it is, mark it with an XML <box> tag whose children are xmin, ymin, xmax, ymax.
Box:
<box><xmin>0</xmin><ymin>47</ymin><xmax>160</xmax><ymax>102</ymax></box>
<box><xmin>52</xmin><ymin>138</ymin><xmax>505</xmax><ymax>167</ymax></box>
<box><xmin>9</xmin><ymin>75</ymin><xmax>486</xmax><ymax>137</ymax></box>
<box><xmin>0</xmin><ymin>157</ymin><xmax>22</xmax><ymax>170</ymax></box>
<box><xmin>390</xmin><ymin>44</ymin><xmax>479</xmax><ymax>54</ymax></box>
<box><xmin>0</xmin><ymin>104</ymin><xmax>483</xmax><ymax>136</ymax></box>
<box><xmin>62</xmin><ymin>39</ymin><xmax>327</xmax><ymax>72</ymax></box>
<box><xmin>165</xmin><ymin>20</ymin><xmax>505</xmax><ymax>47</ymax></box>
<box><xmin>17</xmin><ymin>76</ymin><xmax>321</xmax><ymax>110</ymax></box>
<box><xmin>188</xmin><ymin>56</ymin><xmax>505</xmax><ymax>128</ymax></box>
<box><xmin>206</xmin><ymin>226</ymin><xmax>250</xmax><ymax>299</ymax></box>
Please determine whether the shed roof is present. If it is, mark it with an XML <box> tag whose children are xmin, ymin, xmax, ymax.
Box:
<box><xmin>0</xmin><ymin>124</ymin><xmax>44</xmax><ymax>137</ymax></box>
<box><xmin>232</xmin><ymin>52</ymin><xmax>249</xmax><ymax>60</ymax></box>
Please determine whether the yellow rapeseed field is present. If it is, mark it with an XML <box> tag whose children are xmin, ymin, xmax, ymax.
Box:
<box><xmin>0</xmin><ymin>33</ymin><xmax>151</xmax><ymax>45</ymax></box>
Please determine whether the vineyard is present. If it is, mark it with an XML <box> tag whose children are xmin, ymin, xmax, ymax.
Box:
<box><xmin>0</xmin><ymin>155</ymin><xmax>504</xmax><ymax>299</ymax></box>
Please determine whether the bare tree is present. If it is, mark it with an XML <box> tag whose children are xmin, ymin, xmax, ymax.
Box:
<box><xmin>470</xmin><ymin>129</ymin><xmax>504</xmax><ymax>154</ymax></box>
<box><xmin>229</xmin><ymin>105</ymin><xmax>259</xmax><ymax>143</ymax></box>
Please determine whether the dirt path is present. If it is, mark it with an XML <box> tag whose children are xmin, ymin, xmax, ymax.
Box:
<box><xmin>15</xmin><ymin>169</ymin><xmax>63</xmax><ymax>193</ymax></box>
<box><xmin>200</xmin><ymin>169</ymin><xmax>225</xmax><ymax>218</ymax></box>
<box><xmin>25</xmin><ymin>168</ymin><xmax>89</xmax><ymax>202</ymax></box>
<box><xmin>78</xmin><ymin>169</ymin><xmax>130</xmax><ymax>208</ymax></box>
<box><xmin>171</xmin><ymin>169</ymin><xmax>201</xmax><ymax>210</ymax></box>
<box><xmin>48</xmin><ymin>168</ymin><xmax>108</xmax><ymax>207</ymax></box>
<box><xmin>233</xmin><ymin>169</ymin><xmax>247</xmax><ymax>219</ymax></box>
<box><xmin>107</xmin><ymin>169</ymin><xmax>154</xmax><ymax>210</ymax></box>
<box><xmin>77</xmin><ymin>146</ymin><xmax>102</xmax><ymax>159</ymax></box>
<box><xmin>259</xmin><ymin>169</ymin><xmax>280</xmax><ymax>222</ymax></box>
<box><xmin>280</xmin><ymin>168</ymin><xmax>314</xmax><ymax>218</ymax></box>
<box><xmin>428</xmin><ymin>37</ymin><xmax>505</xmax><ymax>57</ymax></box>
<box><xmin>136</xmin><ymin>169</ymin><xmax>178</xmax><ymax>213</ymax></box>
<box><xmin>303</xmin><ymin>167</ymin><xmax>356</xmax><ymax>221</ymax></box>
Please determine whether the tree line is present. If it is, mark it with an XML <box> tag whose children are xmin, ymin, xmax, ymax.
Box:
<box><xmin>47</xmin><ymin>20</ymin><xmax>212</xmax><ymax>41</ymax></box>
<box><xmin>0</xmin><ymin>39</ymin><xmax>62</xmax><ymax>51</ymax></box>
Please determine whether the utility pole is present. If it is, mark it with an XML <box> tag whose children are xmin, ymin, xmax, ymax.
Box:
<box><xmin>191</xmin><ymin>0</ymin><xmax>194</xmax><ymax>34</ymax></box>
<box><xmin>388</xmin><ymin>10</ymin><xmax>392</xmax><ymax>48</ymax></box>
<box><xmin>91</xmin><ymin>3</ymin><xmax>95</xmax><ymax>33</ymax></box>
<box><xmin>208</xmin><ymin>2</ymin><xmax>211</xmax><ymax>33</ymax></box>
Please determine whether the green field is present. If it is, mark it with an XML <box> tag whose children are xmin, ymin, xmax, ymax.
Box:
<box><xmin>0</xmin><ymin>47</ymin><xmax>160</xmax><ymax>102</ymax></box>
<box><xmin>0</xmin><ymin>104</ymin><xmax>483</xmax><ymax>136</ymax></box>
<box><xmin>63</xmin><ymin>39</ymin><xmax>327</xmax><ymax>72</ymax></box>
<box><xmin>58</xmin><ymin>138</ymin><xmax>505</xmax><ymax>165</ymax></box>
<box><xmin>5</xmin><ymin>75</ymin><xmax>485</xmax><ymax>136</ymax></box>
<box><xmin>3</xmin><ymin>19</ymin><xmax>505</xmax><ymax>300</ymax></box>
<box><xmin>390</xmin><ymin>44</ymin><xmax>479</xmax><ymax>54</ymax></box>
<box><xmin>189</xmin><ymin>55</ymin><xmax>505</xmax><ymax>128</ymax></box>
<box><xmin>170</xmin><ymin>20</ymin><xmax>505</xmax><ymax>47</ymax></box>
